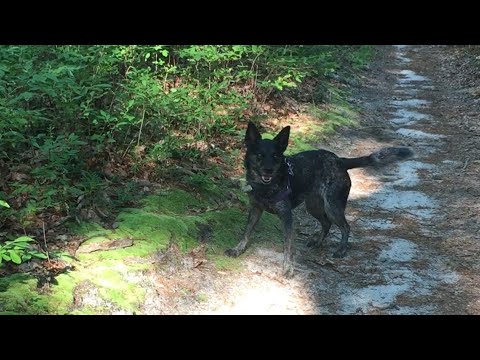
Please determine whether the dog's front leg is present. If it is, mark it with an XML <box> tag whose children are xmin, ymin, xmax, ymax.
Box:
<box><xmin>278</xmin><ymin>205</ymin><xmax>294</xmax><ymax>278</ymax></box>
<box><xmin>225</xmin><ymin>206</ymin><xmax>263</xmax><ymax>258</ymax></box>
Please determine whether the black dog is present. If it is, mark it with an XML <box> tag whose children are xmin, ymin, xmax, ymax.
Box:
<box><xmin>225</xmin><ymin>121</ymin><xmax>413</xmax><ymax>278</ymax></box>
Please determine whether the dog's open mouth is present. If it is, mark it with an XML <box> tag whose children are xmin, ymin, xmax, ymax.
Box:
<box><xmin>261</xmin><ymin>176</ymin><xmax>272</xmax><ymax>184</ymax></box>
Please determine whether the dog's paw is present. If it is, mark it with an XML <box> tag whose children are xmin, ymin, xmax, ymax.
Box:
<box><xmin>282</xmin><ymin>262</ymin><xmax>295</xmax><ymax>279</ymax></box>
<box><xmin>333</xmin><ymin>246</ymin><xmax>347</xmax><ymax>258</ymax></box>
<box><xmin>225</xmin><ymin>248</ymin><xmax>241</xmax><ymax>257</ymax></box>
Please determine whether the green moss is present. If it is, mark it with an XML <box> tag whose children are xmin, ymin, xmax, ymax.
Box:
<box><xmin>0</xmin><ymin>274</ymin><xmax>49</xmax><ymax>314</ymax></box>
<box><xmin>261</xmin><ymin>133</ymin><xmax>275</xmax><ymax>140</ymax></box>
<box><xmin>80</xmin><ymin>236</ymin><xmax>111</xmax><ymax>245</ymax></box>
<box><xmin>286</xmin><ymin>137</ymin><xmax>316</xmax><ymax>154</ymax></box>
<box><xmin>203</xmin><ymin>208</ymin><xmax>281</xmax><ymax>249</ymax></box>
<box><xmin>0</xmin><ymin>184</ymin><xmax>283</xmax><ymax>314</ymax></box>
<box><xmin>141</xmin><ymin>189</ymin><xmax>208</xmax><ymax>215</ymax></box>
<box><xmin>47</xmin><ymin>273</ymin><xmax>77</xmax><ymax>314</ymax></box>
<box><xmin>76</xmin><ymin>210</ymin><xmax>199</xmax><ymax>263</ymax></box>
<box><xmin>0</xmin><ymin>244</ymin><xmax>150</xmax><ymax>315</ymax></box>
<box><xmin>69</xmin><ymin>307</ymin><xmax>107</xmax><ymax>315</ymax></box>
<box><xmin>67</xmin><ymin>263</ymin><xmax>146</xmax><ymax>314</ymax></box>
<box><xmin>196</xmin><ymin>293</ymin><xmax>208</xmax><ymax>303</ymax></box>
<box><xmin>93</xmin><ymin>268</ymin><xmax>145</xmax><ymax>312</ymax></box>
<box><xmin>210</xmin><ymin>254</ymin><xmax>244</xmax><ymax>271</ymax></box>
<box><xmin>0</xmin><ymin>268</ymin><xmax>92</xmax><ymax>315</ymax></box>
<box><xmin>203</xmin><ymin>209</ymin><xmax>244</xmax><ymax>249</ymax></box>
<box><xmin>73</xmin><ymin>222</ymin><xmax>113</xmax><ymax>238</ymax></box>
<box><xmin>142</xmin><ymin>187</ymin><xmax>239</xmax><ymax>216</ymax></box>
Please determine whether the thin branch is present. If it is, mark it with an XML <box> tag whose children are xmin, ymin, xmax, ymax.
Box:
<box><xmin>42</xmin><ymin>221</ymin><xmax>50</xmax><ymax>262</ymax></box>
<box><xmin>137</xmin><ymin>107</ymin><xmax>147</xmax><ymax>147</ymax></box>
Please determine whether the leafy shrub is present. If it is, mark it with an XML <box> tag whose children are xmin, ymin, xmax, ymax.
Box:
<box><xmin>0</xmin><ymin>236</ymin><xmax>48</xmax><ymax>266</ymax></box>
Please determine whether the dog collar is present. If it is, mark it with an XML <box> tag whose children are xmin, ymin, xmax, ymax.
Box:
<box><xmin>268</xmin><ymin>175</ymin><xmax>292</xmax><ymax>203</ymax></box>
<box><xmin>286</xmin><ymin>158</ymin><xmax>294</xmax><ymax>176</ymax></box>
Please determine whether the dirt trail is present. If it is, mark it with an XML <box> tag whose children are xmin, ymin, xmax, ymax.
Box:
<box><xmin>160</xmin><ymin>45</ymin><xmax>480</xmax><ymax>315</ymax></box>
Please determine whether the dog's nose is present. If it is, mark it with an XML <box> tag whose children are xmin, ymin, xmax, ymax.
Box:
<box><xmin>263</xmin><ymin>168</ymin><xmax>274</xmax><ymax>174</ymax></box>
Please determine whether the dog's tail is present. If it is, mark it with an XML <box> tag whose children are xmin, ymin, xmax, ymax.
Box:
<box><xmin>341</xmin><ymin>147</ymin><xmax>414</xmax><ymax>170</ymax></box>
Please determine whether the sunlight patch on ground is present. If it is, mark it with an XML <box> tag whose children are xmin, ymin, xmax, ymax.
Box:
<box><xmin>396</xmin><ymin>128</ymin><xmax>445</xmax><ymax>139</ymax></box>
<box><xmin>199</xmin><ymin>248</ymin><xmax>315</xmax><ymax>315</ymax></box>
<box><xmin>208</xmin><ymin>282</ymin><xmax>303</xmax><ymax>315</ymax></box>
<box><xmin>348</xmin><ymin>168</ymin><xmax>383</xmax><ymax>200</ymax></box>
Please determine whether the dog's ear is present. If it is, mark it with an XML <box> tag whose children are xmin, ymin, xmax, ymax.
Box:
<box><xmin>274</xmin><ymin>126</ymin><xmax>290</xmax><ymax>152</ymax></box>
<box><xmin>245</xmin><ymin>121</ymin><xmax>261</xmax><ymax>147</ymax></box>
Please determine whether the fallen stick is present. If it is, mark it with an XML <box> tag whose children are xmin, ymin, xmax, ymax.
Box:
<box><xmin>76</xmin><ymin>239</ymin><xmax>134</xmax><ymax>254</ymax></box>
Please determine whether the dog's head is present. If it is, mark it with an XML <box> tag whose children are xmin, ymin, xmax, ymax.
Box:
<box><xmin>244</xmin><ymin>121</ymin><xmax>290</xmax><ymax>185</ymax></box>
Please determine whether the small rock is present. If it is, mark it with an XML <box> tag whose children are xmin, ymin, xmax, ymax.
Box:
<box><xmin>135</xmin><ymin>179</ymin><xmax>152</xmax><ymax>187</ymax></box>
<box><xmin>55</xmin><ymin>235</ymin><xmax>69</xmax><ymax>242</ymax></box>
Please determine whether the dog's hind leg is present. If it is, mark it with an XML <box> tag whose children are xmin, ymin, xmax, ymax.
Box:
<box><xmin>225</xmin><ymin>206</ymin><xmax>263</xmax><ymax>258</ymax></box>
<box><xmin>305</xmin><ymin>197</ymin><xmax>332</xmax><ymax>248</ymax></box>
<box><xmin>324</xmin><ymin>198</ymin><xmax>350</xmax><ymax>258</ymax></box>
<box><xmin>320</xmin><ymin>174</ymin><xmax>351</xmax><ymax>258</ymax></box>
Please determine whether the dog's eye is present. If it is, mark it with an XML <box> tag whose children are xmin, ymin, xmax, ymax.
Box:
<box><xmin>257</xmin><ymin>154</ymin><xmax>264</xmax><ymax>160</ymax></box>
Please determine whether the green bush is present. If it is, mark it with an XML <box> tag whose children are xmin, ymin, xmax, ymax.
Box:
<box><xmin>0</xmin><ymin>45</ymin><xmax>374</xmax><ymax>228</ymax></box>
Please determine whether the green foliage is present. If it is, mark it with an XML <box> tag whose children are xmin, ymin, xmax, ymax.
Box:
<box><xmin>1</xmin><ymin>202</ymin><xmax>48</xmax><ymax>265</ymax></box>
<box><xmin>0</xmin><ymin>45</ymin><xmax>374</xmax><ymax>228</ymax></box>
<box><xmin>0</xmin><ymin>236</ymin><xmax>48</xmax><ymax>266</ymax></box>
